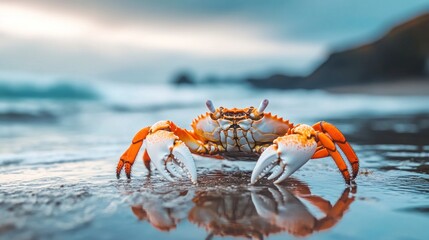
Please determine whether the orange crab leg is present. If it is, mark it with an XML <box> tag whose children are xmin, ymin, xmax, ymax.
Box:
<box><xmin>170</xmin><ymin>121</ymin><xmax>221</xmax><ymax>154</ymax></box>
<box><xmin>313</xmin><ymin>121</ymin><xmax>359</xmax><ymax>179</ymax></box>
<box><xmin>312</xmin><ymin>145</ymin><xmax>329</xmax><ymax>159</ymax></box>
<box><xmin>116</xmin><ymin>126</ymin><xmax>150</xmax><ymax>179</ymax></box>
<box><xmin>169</xmin><ymin>122</ymin><xmax>205</xmax><ymax>152</ymax></box>
<box><xmin>317</xmin><ymin>132</ymin><xmax>351</xmax><ymax>184</ymax></box>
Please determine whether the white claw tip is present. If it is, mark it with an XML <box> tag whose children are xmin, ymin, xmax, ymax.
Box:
<box><xmin>206</xmin><ymin>100</ymin><xmax>216</xmax><ymax>113</ymax></box>
<box><xmin>257</xmin><ymin>99</ymin><xmax>269</xmax><ymax>113</ymax></box>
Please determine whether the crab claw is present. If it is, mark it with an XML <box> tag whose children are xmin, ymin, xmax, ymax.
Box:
<box><xmin>251</xmin><ymin>128</ymin><xmax>317</xmax><ymax>184</ymax></box>
<box><xmin>146</xmin><ymin>130</ymin><xmax>197</xmax><ymax>184</ymax></box>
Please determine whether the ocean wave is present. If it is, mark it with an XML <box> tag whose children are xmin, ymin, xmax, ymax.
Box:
<box><xmin>0</xmin><ymin>81</ymin><xmax>98</xmax><ymax>100</ymax></box>
<box><xmin>0</xmin><ymin>100</ymin><xmax>72</xmax><ymax>123</ymax></box>
<box><xmin>0</xmin><ymin>110</ymin><xmax>57</xmax><ymax>122</ymax></box>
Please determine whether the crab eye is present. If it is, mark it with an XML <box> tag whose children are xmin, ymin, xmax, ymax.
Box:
<box><xmin>206</xmin><ymin>100</ymin><xmax>216</xmax><ymax>113</ymax></box>
<box><xmin>257</xmin><ymin>99</ymin><xmax>269</xmax><ymax>113</ymax></box>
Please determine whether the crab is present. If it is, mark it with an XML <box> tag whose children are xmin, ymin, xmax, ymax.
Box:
<box><xmin>116</xmin><ymin>99</ymin><xmax>359</xmax><ymax>184</ymax></box>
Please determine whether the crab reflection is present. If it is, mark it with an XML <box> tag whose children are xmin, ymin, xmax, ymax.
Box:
<box><xmin>130</xmin><ymin>180</ymin><xmax>356</xmax><ymax>239</ymax></box>
<box><xmin>131</xmin><ymin>189</ymin><xmax>195</xmax><ymax>231</ymax></box>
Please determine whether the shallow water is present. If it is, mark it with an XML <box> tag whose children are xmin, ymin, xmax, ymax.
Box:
<box><xmin>0</xmin><ymin>83</ymin><xmax>428</xmax><ymax>239</ymax></box>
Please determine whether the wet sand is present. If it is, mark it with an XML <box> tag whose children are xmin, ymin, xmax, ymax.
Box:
<box><xmin>1</xmin><ymin>113</ymin><xmax>428</xmax><ymax>240</ymax></box>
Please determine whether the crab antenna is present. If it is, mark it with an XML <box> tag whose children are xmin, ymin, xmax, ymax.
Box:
<box><xmin>206</xmin><ymin>100</ymin><xmax>216</xmax><ymax>113</ymax></box>
<box><xmin>257</xmin><ymin>99</ymin><xmax>269</xmax><ymax>112</ymax></box>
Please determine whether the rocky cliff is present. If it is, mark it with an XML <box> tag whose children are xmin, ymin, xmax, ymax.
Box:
<box><xmin>248</xmin><ymin>13</ymin><xmax>429</xmax><ymax>89</ymax></box>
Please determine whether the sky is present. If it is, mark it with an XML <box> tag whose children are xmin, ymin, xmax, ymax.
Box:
<box><xmin>0</xmin><ymin>0</ymin><xmax>429</xmax><ymax>83</ymax></box>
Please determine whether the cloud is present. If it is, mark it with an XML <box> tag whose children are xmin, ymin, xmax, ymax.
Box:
<box><xmin>0</xmin><ymin>1</ymin><xmax>427</xmax><ymax>81</ymax></box>
<box><xmin>0</xmin><ymin>3</ymin><xmax>324</xmax><ymax>58</ymax></box>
